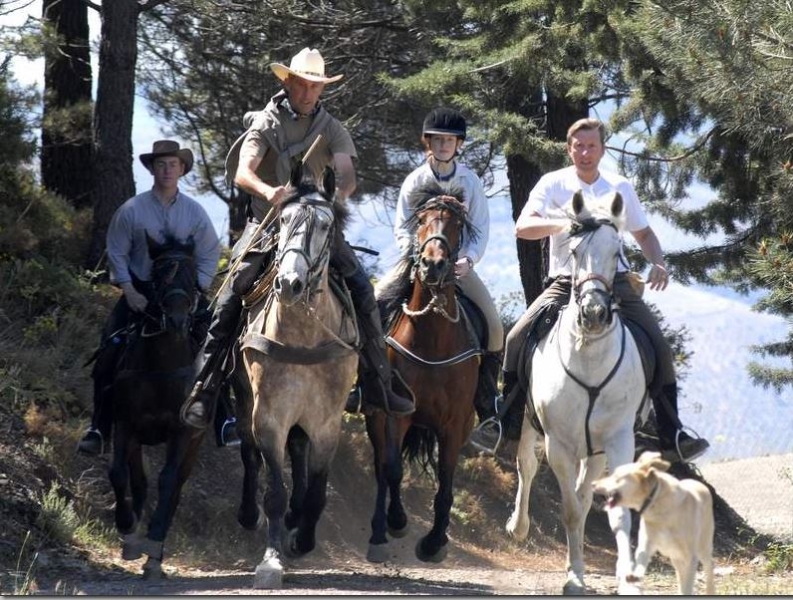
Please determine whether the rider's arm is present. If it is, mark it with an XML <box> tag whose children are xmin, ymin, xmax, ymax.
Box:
<box><xmin>333</xmin><ymin>152</ymin><xmax>356</xmax><ymax>202</ymax></box>
<box><xmin>515</xmin><ymin>211</ymin><xmax>570</xmax><ymax>240</ymax></box>
<box><xmin>631</xmin><ymin>226</ymin><xmax>669</xmax><ymax>291</ymax></box>
<box><xmin>235</xmin><ymin>151</ymin><xmax>289</xmax><ymax>206</ymax></box>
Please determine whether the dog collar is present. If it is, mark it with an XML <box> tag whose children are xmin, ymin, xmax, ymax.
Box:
<box><xmin>637</xmin><ymin>480</ymin><xmax>659</xmax><ymax>516</ymax></box>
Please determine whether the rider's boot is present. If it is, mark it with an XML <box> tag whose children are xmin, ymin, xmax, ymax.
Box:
<box><xmin>652</xmin><ymin>383</ymin><xmax>710</xmax><ymax>463</ymax></box>
<box><xmin>182</xmin><ymin>289</ymin><xmax>242</xmax><ymax>430</ymax></box>
<box><xmin>343</xmin><ymin>260</ymin><xmax>414</xmax><ymax>417</ymax></box>
<box><xmin>357</xmin><ymin>336</ymin><xmax>415</xmax><ymax>417</ymax></box>
<box><xmin>77</xmin><ymin>336</ymin><xmax>123</xmax><ymax>456</ymax></box>
<box><xmin>468</xmin><ymin>369</ymin><xmax>530</xmax><ymax>455</ymax></box>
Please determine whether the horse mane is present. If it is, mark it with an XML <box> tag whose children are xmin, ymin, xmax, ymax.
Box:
<box><xmin>376</xmin><ymin>255</ymin><xmax>414</xmax><ymax>327</ymax></box>
<box><xmin>280</xmin><ymin>178</ymin><xmax>351</xmax><ymax>232</ymax></box>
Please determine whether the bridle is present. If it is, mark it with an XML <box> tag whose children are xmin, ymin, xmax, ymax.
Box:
<box><xmin>143</xmin><ymin>250</ymin><xmax>198</xmax><ymax>337</ymax></box>
<box><xmin>570</xmin><ymin>219</ymin><xmax>622</xmax><ymax>329</ymax></box>
<box><xmin>275</xmin><ymin>194</ymin><xmax>336</xmax><ymax>303</ymax></box>
<box><xmin>403</xmin><ymin>198</ymin><xmax>465</xmax><ymax>322</ymax></box>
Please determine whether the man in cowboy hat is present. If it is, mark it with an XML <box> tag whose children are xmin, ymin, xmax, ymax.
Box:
<box><xmin>77</xmin><ymin>140</ymin><xmax>221</xmax><ymax>456</ymax></box>
<box><xmin>182</xmin><ymin>47</ymin><xmax>415</xmax><ymax>432</ymax></box>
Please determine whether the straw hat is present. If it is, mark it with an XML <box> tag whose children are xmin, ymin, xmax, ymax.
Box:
<box><xmin>139</xmin><ymin>140</ymin><xmax>194</xmax><ymax>174</ymax></box>
<box><xmin>269</xmin><ymin>47</ymin><xmax>343</xmax><ymax>84</ymax></box>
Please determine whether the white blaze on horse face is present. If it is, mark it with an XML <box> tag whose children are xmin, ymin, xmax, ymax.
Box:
<box><xmin>572</xmin><ymin>223</ymin><xmax>621</xmax><ymax>335</ymax></box>
<box><xmin>275</xmin><ymin>198</ymin><xmax>334</xmax><ymax>306</ymax></box>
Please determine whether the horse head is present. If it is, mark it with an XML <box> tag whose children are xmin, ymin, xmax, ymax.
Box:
<box><xmin>568</xmin><ymin>190</ymin><xmax>625</xmax><ymax>335</ymax></box>
<box><xmin>146</xmin><ymin>233</ymin><xmax>198</xmax><ymax>338</ymax></box>
<box><xmin>408</xmin><ymin>184</ymin><xmax>476</xmax><ymax>289</ymax></box>
<box><xmin>274</xmin><ymin>164</ymin><xmax>343</xmax><ymax>306</ymax></box>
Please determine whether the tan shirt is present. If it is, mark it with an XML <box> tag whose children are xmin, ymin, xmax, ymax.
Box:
<box><xmin>236</xmin><ymin>104</ymin><xmax>356</xmax><ymax>220</ymax></box>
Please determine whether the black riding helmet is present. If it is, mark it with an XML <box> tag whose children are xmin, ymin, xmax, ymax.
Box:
<box><xmin>422</xmin><ymin>107</ymin><xmax>467</xmax><ymax>140</ymax></box>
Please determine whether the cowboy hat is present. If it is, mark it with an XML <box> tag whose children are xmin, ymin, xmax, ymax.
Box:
<box><xmin>269</xmin><ymin>47</ymin><xmax>343</xmax><ymax>84</ymax></box>
<box><xmin>139</xmin><ymin>140</ymin><xmax>194</xmax><ymax>175</ymax></box>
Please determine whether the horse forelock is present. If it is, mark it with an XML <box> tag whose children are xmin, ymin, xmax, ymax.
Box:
<box><xmin>404</xmin><ymin>184</ymin><xmax>480</xmax><ymax>246</ymax></box>
<box><xmin>280</xmin><ymin>182</ymin><xmax>350</xmax><ymax>231</ymax></box>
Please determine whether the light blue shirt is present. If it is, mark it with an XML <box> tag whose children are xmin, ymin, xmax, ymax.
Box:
<box><xmin>106</xmin><ymin>189</ymin><xmax>221</xmax><ymax>291</ymax></box>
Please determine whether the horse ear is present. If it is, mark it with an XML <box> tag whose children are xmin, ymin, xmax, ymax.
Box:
<box><xmin>290</xmin><ymin>162</ymin><xmax>303</xmax><ymax>188</ymax></box>
<box><xmin>572</xmin><ymin>190</ymin><xmax>585</xmax><ymax>216</ymax></box>
<box><xmin>146</xmin><ymin>232</ymin><xmax>162</xmax><ymax>256</ymax></box>
<box><xmin>611</xmin><ymin>192</ymin><xmax>624</xmax><ymax>218</ymax></box>
<box><xmin>322</xmin><ymin>166</ymin><xmax>336</xmax><ymax>199</ymax></box>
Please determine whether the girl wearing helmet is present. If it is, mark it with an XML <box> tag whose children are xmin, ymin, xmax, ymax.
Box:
<box><xmin>375</xmin><ymin>107</ymin><xmax>504</xmax><ymax>424</ymax></box>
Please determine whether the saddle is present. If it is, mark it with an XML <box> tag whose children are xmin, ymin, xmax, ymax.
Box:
<box><xmin>518</xmin><ymin>303</ymin><xmax>656</xmax><ymax>434</ymax></box>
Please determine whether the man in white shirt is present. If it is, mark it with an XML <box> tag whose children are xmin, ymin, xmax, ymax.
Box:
<box><xmin>469</xmin><ymin>118</ymin><xmax>709</xmax><ymax>463</ymax></box>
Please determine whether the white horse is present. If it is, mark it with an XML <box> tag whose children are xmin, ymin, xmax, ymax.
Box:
<box><xmin>507</xmin><ymin>191</ymin><xmax>647</xmax><ymax>595</ymax></box>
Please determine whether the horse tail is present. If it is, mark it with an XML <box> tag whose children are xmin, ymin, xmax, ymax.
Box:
<box><xmin>401</xmin><ymin>425</ymin><xmax>437</xmax><ymax>475</ymax></box>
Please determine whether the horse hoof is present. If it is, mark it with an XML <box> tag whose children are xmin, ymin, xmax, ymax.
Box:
<box><xmin>387</xmin><ymin>523</ymin><xmax>409</xmax><ymax>539</ymax></box>
<box><xmin>142</xmin><ymin>558</ymin><xmax>165</xmax><ymax>580</ymax></box>
<box><xmin>283</xmin><ymin>528</ymin><xmax>310</xmax><ymax>559</ymax></box>
<box><xmin>562</xmin><ymin>575</ymin><xmax>586</xmax><ymax>596</ymax></box>
<box><xmin>506</xmin><ymin>514</ymin><xmax>529</xmax><ymax>541</ymax></box>
<box><xmin>121</xmin><ymin>533</ymin><xmax>142</xmax><ymax>561</ymax></box>
<box><xmin>415</xmin><ymin>538</ymin><xmax>447</xmax><ymax>563</ymax></box>
<box><xmin>366</xmin><ymin>543</ymin><xmax>389</xmax><ymax>563</ymax></box>
<box><xmin>254</xmin><ymin>556</ymin><xmax>283</xmax><ymax>589</ymax></box>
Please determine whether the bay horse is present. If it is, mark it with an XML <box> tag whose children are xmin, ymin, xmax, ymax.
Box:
<box><xmin>109</xmin><ymin>235</ymin><xmax>206</xmax><ymax>578</ymax></box>
<box><xmin>238</xmin><ymin>165</ymin><xmax>359</xmax><ymax>589</ymax></box>
<box><xmin>367</xmin><ymin>187</ymin><xmax>481</xmax><ymax>564</ymax></box>
<box><xmin>506</xmin><ymin>191</ymin><xmax>647</xmax><ymax>594</ymax></box>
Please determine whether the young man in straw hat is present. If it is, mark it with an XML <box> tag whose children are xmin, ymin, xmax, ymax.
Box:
<box><xmin>77</xmin><ymin>140</ymin><xmax>221</xmax><ymax>456</ymax></box>
<box><xmin>182</xmin><ymin>47</ymin><xmax>414</xmax><ymax>431</ymax></box>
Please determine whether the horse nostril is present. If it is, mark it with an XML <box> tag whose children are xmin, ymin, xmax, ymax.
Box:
<box><xmin>291</xmin><ymin>280</ymin><xmax>303</xmax><ymax>297</ymax></box>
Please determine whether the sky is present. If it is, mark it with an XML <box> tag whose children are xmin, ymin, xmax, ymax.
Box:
<box><xmin>3</xmin><ymin>1</ymin><xmax>791</xmax><ymax>465</ymax></box>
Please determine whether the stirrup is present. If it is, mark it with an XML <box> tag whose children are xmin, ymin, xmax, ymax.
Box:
<box><xmin>468</xmin><ymin>417</ymin><xmax>503</xmax><ymax>456</ymax></box>
<box><xmin>664</xmin><ymin>427</ymin><xmax>709</xmax><ymax>463</ymax></box>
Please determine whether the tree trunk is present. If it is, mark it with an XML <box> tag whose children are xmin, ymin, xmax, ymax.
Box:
<box><xmin>86</xmin><ymin>0</ymin><xmax>140</xmax><ymax>272</ymax></box>
<box><xmin>41</xmin><ymin>0</ymin><xmax>93</xmax><ymax>209</ymax></box>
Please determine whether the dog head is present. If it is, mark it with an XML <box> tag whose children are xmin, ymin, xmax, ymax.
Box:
<box><xmin>592</xmin><ymin>451</ymin><xmax>671</xmax><ymax>511</ymax></box>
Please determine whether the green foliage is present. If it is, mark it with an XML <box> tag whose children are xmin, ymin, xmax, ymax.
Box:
<box><xmin>764</xmin><ymin>541</ymin><xmax>793</xmax><ymax>573</ymax></box>
<box><xmin>36</xmin><ymin>483</ymin><xmax>81</xmax><ymax>546</ymax></box>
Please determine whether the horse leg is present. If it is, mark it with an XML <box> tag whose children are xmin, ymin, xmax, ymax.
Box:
<box><xmin>365</xmin><ymin>414</ymin><xmax>405</xmax><ymax>563</ymax></box>
<box><xmin>232</xmin><ymin>368</ymin><xmax>264</xmax><ymax>531</ymax></box>
<box><xmin>108</xmin><ymin>424</ymin><xmax>142</xmax><ymax>561</ymax></box>
<box><xmin>142</xmin><ymin>431</ymin><xmax>203</xmax><ymax>579</ymax></box>
<box><xmin>545</xmin><ymin>437</ymin><xmax>588</xmax><ymax>595</ymax></box>
<box><xmin>285</xmin><ymin>427</ymin><xmax>309</xmax><ymax>534</ymax></box>
<box><xmin>604</xmin><ymin>427</ymin><xmax>638</xmax><ymax>593</ymax></box>
<box><xmin>253</xmin><ymin>430</ymin><xmax>288</xmax><ymax>590</ymax></box>
<box><xmin>506</xmin><ymin>415</ymin><xmax>541</xmax><ymax>541</ymax></box>
<box><xmin>383</xmin><ymin>416</ymin><xmax>408</xmax><ymax>536</ymax></box>
<box><xmin>415</xmin><ymin>431</ymin><xmax>458</xmax><ymax>563</ymax></box>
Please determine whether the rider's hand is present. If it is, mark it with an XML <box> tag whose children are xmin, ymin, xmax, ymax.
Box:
<box><xmin>121</xmin><ymin>282</ymin><xmax>148</xmax><ymax>312</ymax></box>
<box><xmin>267</xmin><ymin>184</ymin><xmax>290</xmax><ymax>206</ymax></box>
<box><xmin>647</xmin><ymin>263</ymin><xmax>669</xmax><ymax>291</ymax></box>
<box><xmin>454</xmin><ymin>256</ymin><xmax>473</xmax><ymax>278</ymax></box>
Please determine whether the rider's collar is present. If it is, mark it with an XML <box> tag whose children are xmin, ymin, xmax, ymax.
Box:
<box><xmin>430</xmin><ymin>159</ymin><xmax>457</xmax><ymax>182</ymax></box>
<box><xmin>279</xmin><ymin>95</ymin><xmax>322</xmax><ymax>120</ymax></box>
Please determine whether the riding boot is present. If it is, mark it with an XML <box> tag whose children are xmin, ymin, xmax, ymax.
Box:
<box><xmin>78</xmin><ymin>336</ymin><xmax>124</xmax><ymax>456</ymax></box>
<box><xmin>182</xmin><ymin>286</ymin><xmax>243</xmax><ymax>430</ymax></box>
<box><xmin>345</xmin><ymin>268</ymin><xmax>414</xmax><ymax>417</ymax></box>
<box><xmin>473</xmin><ymin>351</ymin><xmax>501</xmax><ymax>423</ymax></box>
<box><xmin>652</xmin><ymin>383</ymin><xmax>710</xmax><ymax>462</ymax></box>
<box><xmin>468</xmin><ymin>369</ymin><xmax>524</xmax><ymax>455</ymax></box>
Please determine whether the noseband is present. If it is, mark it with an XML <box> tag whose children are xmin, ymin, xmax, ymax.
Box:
<box><xmin>570</xmin><ymin>220</ymin><xmax>620</xmax><ymax>327</ymax></box>
<box><xmin>145</xmin><ymin>251</ymin><xmax>198</xmax><ymax>336</ymax></box>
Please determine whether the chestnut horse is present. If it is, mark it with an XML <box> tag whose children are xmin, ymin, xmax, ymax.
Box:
<box><xmin>238</xmin><ymin>166</ymin><xmax>359</xmax><ymax>589</ymax></box>
<box><xmin>367</xmin><ymin>188</ymin><xmax>482</xmax><ymax>563</ymax></box>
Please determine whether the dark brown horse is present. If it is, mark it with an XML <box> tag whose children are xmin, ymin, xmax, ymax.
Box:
<box><xmin>366</xmin><ymin>188</ymin><xmax>482</xmax><ymax>563</ymax></box>
<box><xmin>108</xmin><ymin>235</ymin><xmax>206</xmax><ymax>578</ymax></box>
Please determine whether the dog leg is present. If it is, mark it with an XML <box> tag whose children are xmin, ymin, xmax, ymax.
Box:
<box><xmin>631</xmin><ymin>521</ymin><xmax>653</xmax><ymax>580</ymax></box>
<box><xmin>673</xmin><ymin>556</ymin><xmax>698</xmax><ymax>595</ymax></box>
<box><xmin>701</xmin><ymin>554</ymin><xmax>715</xmax><ymax>595</ymax></box>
